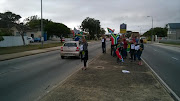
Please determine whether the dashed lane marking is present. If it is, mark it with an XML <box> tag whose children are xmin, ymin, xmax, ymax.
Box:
<box><xmin>172</xmin><ymin>57</ymin><xmax>179</xmax><ymax>60</ymax></box>
<box><xmin>153</xmin><ymin>49</ymin><xmax>157</xmax><ymax>52</ymax></box>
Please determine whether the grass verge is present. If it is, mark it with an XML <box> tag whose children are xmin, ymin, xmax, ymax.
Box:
<box><xmin>0</xmin><ymin>42</ymin><xmax>63</xmax><ymax>55</ymax></box>
<box><xmin>159</xmin><ymin>42</ymin><xmax>180</xmax><ymax>45</ymax></box>
<box><xmin>40</xmin><ymin>49</ymin><xmax>173</xmax><ymax>101</ymax></box>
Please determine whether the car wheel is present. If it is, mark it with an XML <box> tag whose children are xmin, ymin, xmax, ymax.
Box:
<box><xmin>61</xmin><ymin>56</ymin><xmax>65</xmax><ymax>59</ymax></box>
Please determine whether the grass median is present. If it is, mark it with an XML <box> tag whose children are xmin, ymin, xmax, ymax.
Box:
<box><xmin>0</xmin><ymin>42</ymin><xmax>63</xmax><ymax>55</ymax></box>
<box><xmin>159</xmin><ymin>42</ymin><xmax>180</xmax><ymax>45</ymax></box>
<box><xmin>40</xmin><ymin>49</ymin><xmax>173</xmax><ymax>101</ymax></box>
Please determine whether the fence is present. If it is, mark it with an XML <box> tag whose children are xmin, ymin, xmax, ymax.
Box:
<box><xmin>0</xmin><ymin>36</ymin><xmax>29</xmax><ymax>47</ymax></box>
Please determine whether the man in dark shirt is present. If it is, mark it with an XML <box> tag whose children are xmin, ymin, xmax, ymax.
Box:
<box><xmin>102</xmin><ymin>35</ymin><xmax>106</xmax><ymax>53</ymax></box>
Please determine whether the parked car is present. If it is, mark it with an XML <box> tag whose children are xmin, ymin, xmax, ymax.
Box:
<box><xmin>60</xmin><ymin>41</ymin><xmax>80</xmax><ymax>59</ymax></box>
<box><xmin>27</xmin><ymin>37</ymin><xmax>34</xmax><ymax>43</ymax></box>
<box><xmin>34</xmin><ymin>37</ymin><xmax>41</xmax><ymax>42</ymax></box>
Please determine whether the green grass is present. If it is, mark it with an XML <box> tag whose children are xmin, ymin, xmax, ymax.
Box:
<box><xmin>0</xmin><ymin>42</ymin><xmax>63</xmax><ymax>55</ymax></box>
<box><xmin>159</xmin><ymin>42</ymin><xmax>180</xmax><ymax>45</ymax></box>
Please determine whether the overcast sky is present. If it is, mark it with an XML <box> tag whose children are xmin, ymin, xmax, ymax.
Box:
<box><xmin>0</xmin><ymin>0</ymin><xmax>180</xmax><ymax>34</ymax></box>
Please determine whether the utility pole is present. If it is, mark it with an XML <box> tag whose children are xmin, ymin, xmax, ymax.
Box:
<box><xmin>147</xmin><ymin>16</ymin><xmax>153</xmax><ymax>41</ymax></box>
<box><xmin>138</xmin><ymin>26</ymin><xmax>142</xmax><ymax>35</ymax></box>
<box><xmin>41</xmin><ymin>0</ymin><xmax>44</xmax><ymax>47</ymax></box>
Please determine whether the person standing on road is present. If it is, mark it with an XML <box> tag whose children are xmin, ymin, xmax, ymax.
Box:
<box><xmin>81</xmin><ymin>37</ymin><xmax>88</xmax><ymax>70</ymax></box>
<box><xmin>137</xmin><ymin>39</ymin><xmax>144</xmax><ymax>65</ymax></box>
<box><xmin>102</xmin><ymin>35</ymin><xmax>106</xmax><ymax>53</ymax></box>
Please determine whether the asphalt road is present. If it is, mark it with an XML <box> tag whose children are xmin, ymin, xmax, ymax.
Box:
<box><xmin>142</xmin><ymin>43</ymin><xmax>180</xmax><ymax>98</ymax></box>
<box><xmin>0</xmin><ymin>41</ymin><xmax>110</xmax><ymax>101</ymax></box>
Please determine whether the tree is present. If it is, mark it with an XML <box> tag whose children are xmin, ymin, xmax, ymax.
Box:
<box><xmin>143</xmin><ymin>27</ymin><xmax>167</xmax><ymax>37</ymax></box>
<box><xmin>25</xmin><ymin>15</ymin><xmax>71</xmax><ymax>41</ymax></box>
<box><xmin>81</xmin><ymin>17</ymin><xmax>101</xmax><ymax>39</ymax></box>
<box><xmin>0</xmin><ymin>11</ymin><xmax>21</xmax><ymax>28</ymax></box>
<box><xmin>44</xmin><ymin>22</ymin><xmax>71</xmax><ymax>42</ymax></box>
<box><xmin>25</xmin><ymin>15</ymin><xmax>51</xmax><ymax>30</ymax></box>
<box><xmin>16</xmin><ymin>23</ymin><xmax>29</xmax><ymax>45</ymax></box>
<box><xmin>0</xmin><ymin>11</ymin><xmax>21</xmax><ymax>41</ymax></box>
<box><xmin>100</xmin><ymin>28</ymin><xmax>106</xmax><ymax>36</ymax></box>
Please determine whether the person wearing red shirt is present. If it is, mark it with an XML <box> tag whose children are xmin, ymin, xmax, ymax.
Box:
<box><xmin>123</xmin><ymin>38</ymin><xmax>128</xmax><ymax>59</ymax></box>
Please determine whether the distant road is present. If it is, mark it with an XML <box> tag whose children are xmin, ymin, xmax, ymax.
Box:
<box><xmin>142</xmin><ymin>44</ymin><xmax>180</xmax><ymax>98</ymax></box>
<box><xmin>0</xmin><ymin>41</ymin><xmax>110</xmax><ymax>101</ymax></box>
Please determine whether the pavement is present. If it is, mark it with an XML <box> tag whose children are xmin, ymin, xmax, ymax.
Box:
<box><xmin>39</xmin><ymin>49</ymin><xmax>173</xmax><ymax>101</ymax></box>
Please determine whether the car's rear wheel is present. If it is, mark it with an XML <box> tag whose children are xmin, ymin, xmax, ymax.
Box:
<box><xmin>61</xmin><ymin>56</ymin><xmax>65</xmax><ymax>59</ymax></box>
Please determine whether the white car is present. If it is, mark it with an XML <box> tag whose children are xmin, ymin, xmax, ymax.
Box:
<box><xmin>27</xmin><ymin>37</ymin><xmax>34</xmax><ymax>43</ymax></box>
<box><xmin>60</xmin><ymin>41</ymin><xmax>80</xmax><ymax>59</ymax></box>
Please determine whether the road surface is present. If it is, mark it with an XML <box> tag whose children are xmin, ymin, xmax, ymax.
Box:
<box><xmin>0</xmin><ymin>41</ymin><xmax>109</xmax><ymax>101</ymax></box>
<box><xmin>142</xmin><ymin>43</ymin><xmax>180</xmax><ymax>99</ymax></box>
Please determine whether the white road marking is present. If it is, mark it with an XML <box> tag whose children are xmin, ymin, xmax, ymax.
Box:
<box><xmin>153</xmin><ymin>49</ymin><xmax>157</xmax><ymax>52</ymax></box>
<box><xmin>172</xmin><ymin>57</ymin><xmax>179</xmax><ymax>60</ymax></box>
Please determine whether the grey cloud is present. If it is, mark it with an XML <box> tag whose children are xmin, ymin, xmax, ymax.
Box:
<box><xmin>0</xmin><ymin>0</ymin><xmax>180</xmax><ymax>33</ymax></box>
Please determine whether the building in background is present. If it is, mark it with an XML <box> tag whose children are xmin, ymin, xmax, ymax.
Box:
<box><xmin>167</xmin><ymin>23</ymin><xmax>180</xmax><ymax>40</ymax></box>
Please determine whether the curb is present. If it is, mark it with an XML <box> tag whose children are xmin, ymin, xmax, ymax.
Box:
<box><xmin>36</xmin><ymin>49</ymin><xmax>105</xmax><ymax>101</ymax></box>
<box><xmin>0</xmin><ymin>48</ymin><xmax>60</xmax><ymax>61</ymax></box>
<box><xmin>142</xmin><ymin>58</ymin><xmax>180</xmax><ymax>101</ymax></box>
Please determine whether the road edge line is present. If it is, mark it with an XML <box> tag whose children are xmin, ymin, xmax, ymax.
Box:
<box><xmin>142</xmin><ymin>58</ymin><xmax>180</xmax><ymax>101</ymax></box>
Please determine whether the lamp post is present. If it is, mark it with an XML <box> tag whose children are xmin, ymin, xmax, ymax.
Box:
<box><xmin>41</xmin><ymin>0</ymin><xmax>44</xmax><ymax>47</ymax></box>
<box><xmin>138</xmin><ymin>26</ymin><xmax>142</xmax><ymax>35</ymax></box>
<box><xmin>147</xmin><ymin>16</ymin><xmax>153</xmax><ymax>41</ymax></box>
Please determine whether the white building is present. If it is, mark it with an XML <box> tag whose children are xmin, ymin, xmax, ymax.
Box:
<box><xmin>167</xmin><ymin>23</ymin><xmax>180</xmax><ymax>40</ymax></box>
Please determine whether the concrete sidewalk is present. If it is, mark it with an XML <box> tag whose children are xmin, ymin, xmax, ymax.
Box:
<box><xmin>0</xmin><ymin>46</ymin><xmax>61</xmax><ymax>61</ymax></box>
<box><xmin>39</xmin><ymin>49</ymin><xmax>173</xmax><ymax>101</ymax></box>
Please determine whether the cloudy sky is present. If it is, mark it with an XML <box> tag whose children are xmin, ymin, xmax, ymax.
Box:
<box><xmin>0</xmin><ymin>0</ymin><xmax>180</xmax><ymax>34</ymax></box>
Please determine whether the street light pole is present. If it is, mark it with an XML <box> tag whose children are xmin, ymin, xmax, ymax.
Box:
<box><xmin>138</xmin><ymin>26</ymin><xmax>142</xmax><ymax>35</ymax></box>
<box><xmin>147</xmin><ymin>16</ymin><xmax>153</xmax><ymax>41</ymax></box>
<box><xmin>41</xmin><ymin>0</ymin><xmax>44</xmax><ymax>47</ymax></box>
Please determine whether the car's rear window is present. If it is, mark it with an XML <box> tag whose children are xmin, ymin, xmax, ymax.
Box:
<box><xmin>64</xmin><ymin>43</ymin><xmax>77</xmax><ymax>47</ymax></box>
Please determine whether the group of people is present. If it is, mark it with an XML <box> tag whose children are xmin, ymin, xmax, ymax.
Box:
<box><xmin>80</xmin><ymin>35</ymin><xmax>144</xmax><ymax>71</ymax></box>
<box><xmin>108</xmin><ymin>36</ymin><xmax>144</xmax><ymax>65</ymax></box>
<box><xmin>129</xmin><ymin>39</ymin><xmax>144</xmax><ymax>65</ymax></box>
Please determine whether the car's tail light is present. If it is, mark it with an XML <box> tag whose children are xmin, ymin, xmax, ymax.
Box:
<box><xmin>61</xmin><ymin>47</ymin><xmax>63</xmax><ymax>51</ymax></box>
<box><xmin>76</xmin><ymin>47</ymin><xmax>79</xmax><ymax>51</ymax></box>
